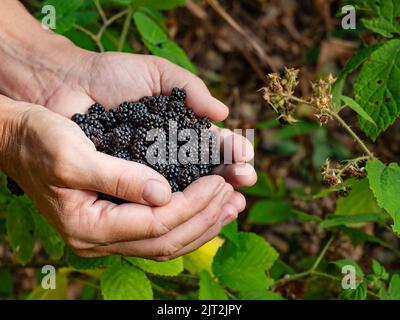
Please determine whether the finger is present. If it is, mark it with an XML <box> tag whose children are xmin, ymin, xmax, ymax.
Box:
<box><xmin>226</xmin><ymin>191</ymin><xmax>246</xmax><ymax>213</ymax></box>
<box><xmin>213</xmin><ymin>163</ymin><xmax>257</xmax><ymax>188</ymax></box>
<box><xmin>156</xmin><ymin>202</ymin><xmax>239</xmax><ymax>260</ymax></box>
<box><xmin>212</xmin><ymin>126</ymin><xmax>255</xmax><ymax>163</ymax></box>
<box><xmin>76</xmin><ymin>150</ymin><xmax>172</xmax><ymax>206</ymax></box>
<box><xmin>89</xmin><ymin>183</ymin><xmax>234</xmax><ymax>257</ymax></box>
<box><xmin>69</xmin><ymin>175</ymin><xmax>226</xmax><ymax>245</ymax></box>
<box><xmin>155</xmin><ymin>58</ymin><xmax>229</xmax><ymax>122</ymax></box>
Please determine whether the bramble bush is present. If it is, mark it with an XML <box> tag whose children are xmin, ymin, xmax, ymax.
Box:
<box><xmin>0</xmin><ymin>0</ymin><xmax>399</xmax><ymax>300</ymax></box>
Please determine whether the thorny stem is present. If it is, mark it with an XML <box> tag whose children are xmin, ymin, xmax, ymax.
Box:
<box><xmin>285</xmin><ymin>95</ymin><xmax>375</xmax><ymax>160</ymax></box>
<box><xmin>336</xmin><ymin>155</ymin><xmax>370</xmax><ymax>177</ymax></box>
<box><xmin>327</xmin><ymin>110</ymin><xmax>376</xmax><ymax>160</ymax></box>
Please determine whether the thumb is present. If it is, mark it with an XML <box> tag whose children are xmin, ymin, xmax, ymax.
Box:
<box><xmin>78</xmin><ymin>150</ymin><xmax>172</xmax><ymax>206</ymax></box>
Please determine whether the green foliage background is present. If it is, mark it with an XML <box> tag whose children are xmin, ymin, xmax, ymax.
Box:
<box><xmin>1</xmin><ymin>0</ymin><xmax>400</xmax><ymax>300</ymax></box>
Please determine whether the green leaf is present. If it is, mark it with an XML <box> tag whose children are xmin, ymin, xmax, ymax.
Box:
<box><xmin>67</xmin><ymin>248</ymin><xmax>120</xmax><ymax>270</ymax></box>
<box><xmin>341</xmin><ymin>96</ymin><xmax>376</xmax><ymax>125</ymax></box>
<box><xmin>333</xmin><ymin>44</ymin><xmax>382</xmax><ymax>108</ymax></box>
<box><xmin>332</xmin><ymin>259</ymin><xmax>364</xmax><ymax>278</ymax></box>
<box><xmin>362</xmin><ymin>0</ymin><xmax>400</xmax><ymax>38</ymax></box>
<box><xmin>31</xmin><ymin>210</ymin><xmax>64</xmax><ymax>260</ymax></box>
<box><xmin>339</xmin><ymin>226</ymin><xmax>393</xmax><ymax>249</ymax></box>
<box><xmin>238</xmin><ymin>290</ymin><xmax>284</xmax><ymax>300</ymax></box>
<box><xmin>371</xmin><ymin>259</ymin><xmax>389</xmax><ymax>280</ymax></box>
<box><xmin>212</xmin><ymin>232</ymin><xmax>278</xmax><ymax>292</ymax></box>
<box><xmin>101</xmin><ymin>264</ymin><xmax>153</xmax><ymax>300</ymax></box>
<box><xmin>386</xmin><ymin>274</ymin><xmax>400</xmax><ymax>299</ymax></box>
<box><xmin>335</xmin><ymin>179</ymin><xmax>383</xmax><ymax>216</ymax></box>
<box><xmin>320</xmin><ymin>213</ymin><xmax>387</xmax><ymax>229</ymax></box>
<box><xmin>241</xmin><ymin>172</ymin><xmax>274</xmax><ymax>197</ymax></box>
<box><xmin>42</xmin><ymin>0</ymin><xmax>84</xmax><ymax>34</ymax></box>
<box><xmin>292</xmin><ymin>210</ymin><xmax>322</xmax><ymax>222</ymax></box>
<box><xmin>6</xmin><ymin>200</ymin><xmax>35</xmax><ymax>265</ymax></box>
<box><xmin>28</xmin><ymin>272</ymin><xmax>68</xmax><ymax>300</ymax></box>
<box><xmin>125</xmin><ymin>257</ymin><xmax>183</xmax><ymax>276</ymax></box>
<box><xmin>366</xmin><ymin>160</ymin><xmax>400</xmax><ymax>234</ymax></box>
<box><xmin>220</xmin><ymin>220</ymin><xmax>239</xmax><ymax>243</ymax></box>
<box><xmin>340</xmin><ymin>283</ymin><xmax>367</xmax><ymax>300</ymax></box>
<box><xmin>132</xmin><ymin>0</ymin><xmax>186</xmax><ymax>9</ymax></box>
<box><xmin>354</xmin><ymin>39</ymin><xmax>400</xmax><ymax>140</ymax></box>
<box><xmin>144</xmin><ymin>40</ymin><xmax>197</xmax><ymax>74</ymax></box>
<box><xmin>133</xmin><ymin>11</ymin><xmax>168</xmax><ymax>45</ymax></box>
<box><xmin>248</xmin><ymin>200</ymin><xmax>293</xmax><ymax>225</ymax></box>
<box><xmin>0</xmin><ymin>270</ymin><xmax>13</xmax><ymax>297</ymax></box>
<box><xmin>199</xmin><ymin>270</ymin><xmax>228</xmax><ymax>300</ymax></box>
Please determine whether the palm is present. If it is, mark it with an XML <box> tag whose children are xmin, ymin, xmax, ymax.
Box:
<box><xmin>44</xmin><ymin>52</ymin><xmax>256</xmax><ymax>188</ymax></box>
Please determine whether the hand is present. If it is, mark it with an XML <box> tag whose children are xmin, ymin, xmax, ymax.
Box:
<box><xmin>0</xmin><ymin>96</ymin><xmax>243</xmax><ymax>259</ymax></box>
<box><xmin>34</xmin><ymin>50</ymin><xmax>258</xmax><ymax>189</ymax></box>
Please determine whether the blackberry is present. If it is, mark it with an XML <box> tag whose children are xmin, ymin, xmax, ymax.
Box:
<box><xmin>6</xmin><ymin>177</ymin><xmax>24</xmax><ymax>196</ymax></box>
<box><xmin>171</xmin><ymin>87</ymin><xmax>186</xmax><ymax>101</ymax></box>
<box><xmin>70</xmin><ymin>87</ymin><xmax>219</xmax><ymax>203</ymax></box>
<box><xmin>71</xmin><ymin>113</ymin><xmax>88</xmax><ymax>125</ymax></box>
<box><xmin>88</xmin><ymin>103</ymin><xmax>105</xmax><ymax>115</ymax></box>
<box><xmin>113</xmin><ymin>149</ymin><xmax>132</xmax><ymax>161</ymax></box>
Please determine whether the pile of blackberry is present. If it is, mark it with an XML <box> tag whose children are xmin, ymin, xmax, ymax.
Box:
<box><xmin>7</xmin><ymin>88</ymin><xmax>219</xmax><ymax>201</ymax></box>
<box><xmin>72</xmin><ymin>88</ymin><xmax>218</xmax><ymax>202</ymax></box>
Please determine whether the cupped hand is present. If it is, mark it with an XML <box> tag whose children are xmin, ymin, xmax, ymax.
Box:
<box><xmin>1</xmin><ymin>96</ymin><xmax>244</xmax><ymax>259</ymax></box>
<box><xmin>39</xmin><ymin>51</ymin><xmax>257</xmax><ymax>189</ymax></box>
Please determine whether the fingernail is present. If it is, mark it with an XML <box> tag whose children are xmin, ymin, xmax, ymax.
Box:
<box><xmin>142</xmin><ymin>179</ymin><xmax>171</xmax><ymax>205</ymax></box>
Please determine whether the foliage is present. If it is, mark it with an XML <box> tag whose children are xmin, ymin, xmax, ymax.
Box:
<box><xmin>1</xmin><ymin>0</ymin><xmax>400</xmax><ymax>301</ymax></box>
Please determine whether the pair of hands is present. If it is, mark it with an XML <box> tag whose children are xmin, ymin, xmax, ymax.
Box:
<box><xmin>1</xmin><ymin>43</ymin><xmax>256</xmax><ymax>260</ymax></box>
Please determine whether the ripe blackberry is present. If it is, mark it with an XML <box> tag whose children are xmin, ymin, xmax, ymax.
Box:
<box><xmin>131</xmin><ymin>141</ymin><xmax>147</xmax><ymax>159</ymax></box>
<box><xmin>72</xmin><ymin>87</ymin><xmax>219</xmax><ymax>202</ymax></box>
<box><xmin>6</xmin><ymin>177</ymin><xmax>24</xmax><ymax>196</ymax></box>
<box><xmin>112</xmin><ymin>123</ymin><xmax>133</xmax><ymax>149</ymax></box>
<box><xmin>171</xmin><ymin>87</ymin><xmax>186</xmax><ymax>101</ymax></box>
<box><xmin>113</xmin><ymin>149</ymin><xmax>132</xmax><ymax>161</ymax></box>
<box><xmin>88</xmin><ymin>103</ymin><xmax>105</xmax><ymax>115</ymax></box>
<box><xmin>71</xmin><ymin>113</ymin><xmax>88</xmax><ymax>125</ymax></box>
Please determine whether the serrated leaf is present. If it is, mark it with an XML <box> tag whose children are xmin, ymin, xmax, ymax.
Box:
<box><xmin>31</xmin><ymin>210</ymin><xmax>64</xmax><ymax>260</ymax></box>
<box><xmin>366</xmin><ymin>160</ymin><xmax>400</xmax><ymax>235</ymax></box>
<box><xmin>220</xmin><ymin>220</ymin><xmax>239</xmax><ymax>243</ymax></box>
<box><xmin>335</xmin><ymin>179</ymin><xmax>383</xmax><ymax>216</ymax></box>
<box><xmin>341</xmin><ymin>96</ymin><xmax>376</xmax><ymax>124</ymax></box>
<box><xmin>362</xmin><ymin>0</ymin><xmax>400</xmax><ymax>38</ymax></box>
<box><xmin>67</xmin><ymin>248</ymin><xmax>120</xmax><ymax>270</ymax></box>
<box><xmin>133</xmin><ymin>11</ymin><xmax>168</xmax><ymax>45</ymax></box>
<box><xmin>354</xmin><ymin>39</ymin><xmax>400</xmax><ymax>140</ymax></box>
<box><xmin>101</xmin><ymin>264</ymin><xmax>153</xmax><ymax>300</ymax></box>
<box><xmin>6</xmin><ymin>200</ymin><xmax>35</xmax><ymax>265</ymax></box>
<box><xmin>199</xmin><ymin>270</ymin><xmax>228</xmax><ymax>300</ymax></box>
<box><xmin>248</xmin><ymin>200</ymin><xmax>293</xmax><ymax>225</ymax></box>
<box><xmin>143</xmin><ymin>40</ymin><xmax>197</xmax><ymax>74</ymax></box>
<box><xmin>212</xmin><ymin>232</ymin><xmax>278</xmax><ymax>292</ymax></box>
<box><xmin>125</xmin><ymin>257</ymin><xmax>183</xmax><ymax>276</ymax></box>
<box><xmin>332</xmin><ymin>44</ymin><xmax>382</xmax><ymax>108</ymax></box>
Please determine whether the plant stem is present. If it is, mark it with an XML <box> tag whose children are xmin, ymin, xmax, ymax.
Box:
<box><xmin>275</xmin><ymin>236</ymin><xmax>334</xmax><ymax>286</ymax></box>
<box><xmin>327</xmin><ymin>110</ymin><xmax>375</xmax><ymax>159</ymax></box>
<box><xmin>94</xmin><ymin>0</ymin><xmax>107</xmax><ymax>24</ymax></box>
<box><xmin>118</xmin><ymin>6</ymin><xmax>134</xmax><ymax>52</ymax></box>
